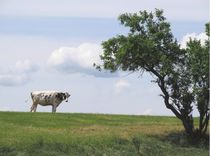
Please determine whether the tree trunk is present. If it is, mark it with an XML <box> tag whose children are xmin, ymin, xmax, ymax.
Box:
<box><xmin>150</xmin><ymin>68</ymin><xmax>208</xmax><ymax>140</ymax></box>
<box><xmin>157</xmin><ymin>76</ymin><xmax>195</xmax><ymax>138</ymax></box>
<box><xmin>198</xmin><ymin>112</ymin><xmax>209</xmax><ymax>137</ymax></box>
<box><xmin>181</xmin><ymin>117</ymin><xmax>194</xmax><ymax>137</ymax></box>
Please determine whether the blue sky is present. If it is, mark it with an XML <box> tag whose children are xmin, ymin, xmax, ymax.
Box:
<box><xmin>0</xmin><ymin>16</ymin><xmax>206</xmax><ymax>40</ymax></box>
<box><xmin>0</xmin><ymin>0</ymin><xmax>208</xmax><ymax>115</ymax></box>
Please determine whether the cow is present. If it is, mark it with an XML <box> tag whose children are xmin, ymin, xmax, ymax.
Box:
<box><xmin>30</xmin><ymin>91</ymin><xmax>71</xmax><ymax>113</ymax></box>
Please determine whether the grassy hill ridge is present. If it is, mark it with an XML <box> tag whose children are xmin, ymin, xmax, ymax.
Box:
<box><xmin>0</xmin><ymin>112</ymin><xmax>208</xmax><ymax>156</ymax></box>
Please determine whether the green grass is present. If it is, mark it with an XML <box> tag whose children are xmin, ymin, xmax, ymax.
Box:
<box><xmin>0</xmin><ymin>112</ymin><xmax>208</xmax><ymax>156</ymax></box>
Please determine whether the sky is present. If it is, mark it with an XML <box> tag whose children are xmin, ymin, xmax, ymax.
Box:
<box><xmin>0</xmin><ymin>0</ymin><xmax>208</xmax><ymax>115</ymax></box>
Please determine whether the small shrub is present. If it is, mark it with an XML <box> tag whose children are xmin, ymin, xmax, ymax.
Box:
<box><xmin>132</xmin><ymin>136</ymin><xmax>141</xmax><ymax>155</ymax></box>
<box><xmin>114</xmin><ymin>137</ymin><xmax>129</xmax><ymax>145</ymax></box>
<box><xmin>33</xmin><ymin>138</ymin><xmax>44</xmax><ymax>149</ymax></box>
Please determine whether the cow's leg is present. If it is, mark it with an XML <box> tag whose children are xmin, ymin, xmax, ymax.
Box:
<box><xmin>30</xmin><ymin>104</ymin><xmax>35</xmax><ymax>112</ymax></box>
<box><xmin>30</xmin><ymin>105</ymin><xmax>33</xmax><ymax>112</ymax></box>
<box><xmin>52</xmin><ymin>105</ymin><xmax>56</xmax><ymax>113</ymax></box>
<box><xmin>30</xmin><ymin>102</ymin><xmax>38</xmax><ymax>112</ymax></box>
<box><xmin>34</xmin><ymin>105</ymin><xmax>38</xmax><ymax>112</ymax></box>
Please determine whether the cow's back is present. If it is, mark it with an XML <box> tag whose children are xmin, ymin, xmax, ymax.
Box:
<box><xmin>31</xmin><ymin>91</ymin><xmax>58</xmax><ymax>106</ymax></box>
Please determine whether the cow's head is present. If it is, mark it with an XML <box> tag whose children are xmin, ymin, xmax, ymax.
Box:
<box><xmin>64</xmin><ymin>92</ymin><xmax>71</xmax><ymax>102</ymax></box>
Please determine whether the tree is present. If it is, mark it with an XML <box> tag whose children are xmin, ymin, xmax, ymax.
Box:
<box><xmin>185</xmin><ymin>23</ymin><xmax>209</xmax><ymax>137</ymax></box>
<box><xmin>95</xmin><ymin>9</ymin><xmax>209</xmax><ymax>140</ymax></box>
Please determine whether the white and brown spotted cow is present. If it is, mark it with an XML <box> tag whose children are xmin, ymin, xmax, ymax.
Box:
<box><xmin>30</xmin><ymin>91</ymin><xmax>70</xmax><ymax>113</ymax></box>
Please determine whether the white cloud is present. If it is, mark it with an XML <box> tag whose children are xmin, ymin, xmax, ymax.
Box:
<box><xmin>0</xmin><ymin>74</ymin><xmax>28</xmax><ymax>86</ymax></box>
<box><xmin>14</xmin><ymin>59</ymin><xmax>38</xmax><ymax>73</ymax></box>
<box><xmin>180</xmin><ymin>32</ymin><xmax>208</xmax><ymax>49</ymax></box>
<box><xmin>114</xmin><ymin>79</ymin><xmax>130</xmax><ymax>94</ymax></box>
<box><xmin>0</xmin><ymin>59</ymin><xmax>38</xmax><ymax>86</ymax></box>
<box><xmin>47</xmin><ymin>43</ymin><xmax>116</xmax><ymax>77</ymax></box>
<box><xmin>143</xmin><ymin>109</ymin><xmax>153</xmax><ymax>115</ymax></box>
<box><xmin>48</xmin><ymin>43</ymin><xmax>101</xmax><ymax>69</ymax></box>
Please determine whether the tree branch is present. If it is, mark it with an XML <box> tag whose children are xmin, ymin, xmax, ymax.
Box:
<box><xmin>202</xmin><ymin>112</ymin><xmax>209</xmax><ymax>134</ymax></box>
<box><xmin>149</xmin><ymin>67</ymin><xmax>182</xmax><ymax>120</ymax></box>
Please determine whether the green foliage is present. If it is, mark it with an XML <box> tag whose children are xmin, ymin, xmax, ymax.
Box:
<box><xmin>99</xmin><ymin>9</ymin><xmax>182</xmax><ymax>74</ymax></box>
<box><xmin>95</xmin><ymin>9</ymin><xmax>209</xmax><ymax>139</ymax></box>
<box><xmin>186</xmin><ymin>33</ymin><xmax>209</xmax><ymax>136</ymax></box>
<box><xmin>205</xmin><ymin>23</ymin><xmax>210</xmax><ymax>37</ymax></box>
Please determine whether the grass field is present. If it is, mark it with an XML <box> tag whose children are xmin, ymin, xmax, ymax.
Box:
<box><xmin>0</xmin><ymin>112</ymin><xmax>208</xmax><ymax>156</ymax></box>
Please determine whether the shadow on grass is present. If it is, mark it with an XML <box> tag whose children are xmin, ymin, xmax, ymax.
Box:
<box><xmin>0</xmin><ymin>146</ymin><xmax>16</xmax><ymax>156</ymax></box>
<box><xmin>25</xmin><ymin>138</ymin><xmax>112</xmax><ymax>156</ymax></box>
<box><xmin>24</xmin><ymin>137</ymin><xmax>138</xmax><ymax>156</ymax></box>
<box><xmin>151</xmin><ymin>131</ymin><xmax>209</xmax><ymax>149</ymax></box>
<box><xmin>25</xmin><ymin>138</ymin><xmax>72</xmax><ymax>156</ymax></box>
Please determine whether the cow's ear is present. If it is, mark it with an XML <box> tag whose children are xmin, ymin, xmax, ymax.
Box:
<box><xmin>62</xmin><ymin>93</ymin><xmax>66</xmax><ymax>99</ymax></box>
<box><xmin>65</xmin><ymin>92</ymin><xmax>70</xmax><ymax>97</ymax></box>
